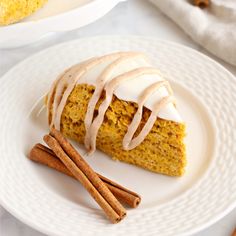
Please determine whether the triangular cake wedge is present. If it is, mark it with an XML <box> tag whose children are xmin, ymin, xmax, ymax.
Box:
<box><xmin>47</xmin><ymin>52</ymin><xmax>186</xmax><ymax>176</ymax></box>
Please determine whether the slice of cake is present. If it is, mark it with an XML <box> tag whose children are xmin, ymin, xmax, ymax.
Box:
<box><xmin>0</xmin><ymin>0</ymin><xmax>48</xmax><ymax>26</ymax></box>
<box><xmin>47</xmin><ymin>52</ymin><xmax>186</xmax><ymax>176</ymax></box>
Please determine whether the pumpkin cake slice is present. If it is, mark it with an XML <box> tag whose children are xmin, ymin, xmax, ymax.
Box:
<box><xmin>46</xmin><ymin>52</ymin><xmax>186</xmax><ymax>176</ymax></box>
<box><xmin>0</xmin><ymin>0</ymin><xmax>48</xmax><ymax>25</ymax></box>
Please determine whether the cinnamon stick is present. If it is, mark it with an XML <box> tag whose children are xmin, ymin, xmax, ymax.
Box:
<box><xmin>193</xmin><ymin>0</ymin><xmax>210</xmax><ymax>8</ymax></box>
<box><xmin>232</xmin><ymin>228</ymin><xmax>236</xmax><ymax>236</ymax></box>
<box><xmin>29</xmin><ymin>143</ymin><xmax>141</xmax><ymax>208</ymax></box>
<box><xmin>43</xmin><ymin>133</ymin><xmax>126</xmax><ymax>223</ymax></box>
<box><xmin>97</xmin><ymin>173</ymin><xmax>141</xmax><ymax>208</ymax></box>
<box><xmin>49</xmin><ymin>128</ymin><xmax>128</xmax><ymax>214</ymax></box>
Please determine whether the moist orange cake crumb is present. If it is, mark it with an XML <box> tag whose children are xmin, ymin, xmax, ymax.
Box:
<box><xmin>54</xmin><ymin>84</ymin><xmax>187</xmax><ymax>176</ymax></box>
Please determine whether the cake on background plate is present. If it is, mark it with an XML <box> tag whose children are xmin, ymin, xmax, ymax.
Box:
<box><xmin>46</xmin><ymin>52</ymin><xmax>186</xmax><ymax>176</ymax></box>
<box><xmin>0</xmin><ymin>0</ymin><xmax>47</xmax><ymax>25</ymax></box>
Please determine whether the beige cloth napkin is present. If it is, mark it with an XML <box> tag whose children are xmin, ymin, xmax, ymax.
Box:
<box><xmin>150</xmin><ymin>0</ymin><xmax>236</xmax><ymax>66</ymax></box>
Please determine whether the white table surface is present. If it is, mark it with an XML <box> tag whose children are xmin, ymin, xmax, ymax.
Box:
<box><xmin>0</xmin><ymin>0</ymin><xmax>235</xmax><ymax>235</ymax></box>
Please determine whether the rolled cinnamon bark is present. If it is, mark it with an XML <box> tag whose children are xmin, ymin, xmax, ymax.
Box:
<box><xmin>232</xmin><ymin>228</ymin><xmax>236</xmax><ymax>236</ymax></box>
<box><xmin>98</xmin><ymin>173</ymin><xmax>141</xmax><ymax>208</ymax></box>
<box><xmin>43</xmin><ymin>133</ymin><xmax>126</xmax><ymax>223</ymax></box>
<box><xmin>193</xmin><ymin>0</ymin><xmax>210</xmax><ymax>8</ymax></box>
<box><xmin>29</xmin><ymin>143</ymin><xmax>141</xmax><ymax>208</ymax></box>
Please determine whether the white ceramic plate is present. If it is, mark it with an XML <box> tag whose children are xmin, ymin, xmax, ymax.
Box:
<box><xmin>0</xmin><ymin>0</ymin><xmax>125</xmax><ymax>48</ymax></box>
<box><xmin>0</xmin><ymin>36</ymin><xmax>236</xmax><ymax>236</ymax></box>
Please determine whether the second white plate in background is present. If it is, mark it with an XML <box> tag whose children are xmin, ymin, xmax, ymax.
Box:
<box><xmin>0</xmin><ymin>0</ymin><xmax>125</xmax><ymax>48</ymax></box>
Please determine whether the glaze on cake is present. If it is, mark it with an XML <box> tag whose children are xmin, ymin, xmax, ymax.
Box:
<box><xmin>47</xmin><ymin>52</ymin><xmax>186</xmax><ymax>176</ymax></box>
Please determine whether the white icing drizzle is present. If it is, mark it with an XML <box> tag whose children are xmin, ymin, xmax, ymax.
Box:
<box><xmin>47</xmin><ymin>52</ymin><xmax>182</xmax><ymax>154</ymax></box>
<box><xmin>47</xmin><ymin>69</ymin><xmax>68</xmax><ymax>123</ymax></box>
<box><xmin>122</xmin><ymin>81</ymin><xmax>173</xmax><ymax>150</ymax></box>
<box><xmin>86</xmin><ymin>67</ymin><xmax>168</xmax><ymax>154</ymax></box>
<box><xmin>84</xmin><ymin>53</ymin><xmax>147</xmax><ymax>150</ymax></box>
<box><xmin>123</xmin><ymin>96</ymin><xmax>175</xmax><ymax>150</ymax></box>
<box><xmin>49</xmin><ymin>57</ymin><xmax>96</xmax><ymax>129</ymax></box>
<box><xmin>49</xmin><ymin>52</ymin><xmax>139</xmax><ymax>129</ymax></box>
